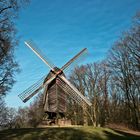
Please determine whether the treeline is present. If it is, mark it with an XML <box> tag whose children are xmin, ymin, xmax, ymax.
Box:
<box><xmin>0</xmin><ymin>94</ymin><xmax>43</xmax><ymax>129</ymax></box>
<box><xmin>68</xmin><ymin>13</ymin><xmax>140</xmax><ymax>129</ymax></box>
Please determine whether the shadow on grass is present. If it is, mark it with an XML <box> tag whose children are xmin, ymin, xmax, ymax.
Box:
<box><xmin>0</xmin><ymin>127</ymin><xmax>140</xmax><ymax>140</ymax></box>
<box><xmin>103</xmin><ymin>129</ymin><xmax>140</xmax><ymax>140</ymax></box>
<box><xmin>0</xmin><ymin>128</ymin><xmax>99</xmax><ymax>140</ymax></box>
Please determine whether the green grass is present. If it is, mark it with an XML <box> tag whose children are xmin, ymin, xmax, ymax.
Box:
<box><xmin>0</xmin><ymin>126</ymin><xmax>139</xmax><ymax>140</ymax></box>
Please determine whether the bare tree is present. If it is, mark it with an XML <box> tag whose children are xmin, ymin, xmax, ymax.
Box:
<box><xmin>0</xmin><ymin>98</ymin><xmax>17</xmax><ymax>129</ymax></box>
<box><xmin>27</xmin><ymin>93</ymin><xmax>44</xmax><ymax>127</ymax></box>
<box><xmin>0</xmin><ymin>0</ymin><xmax>30</xmax><ymax>97</ymax></box>
<box><xmin>69</xmin><ymin>63</ymin><xmax>110</xmax><ymax>126</ymax></box>
<box><xmin>107</xmin><ymin>13</ymin><xmax>140</xmax><ymax>129</ymax></box>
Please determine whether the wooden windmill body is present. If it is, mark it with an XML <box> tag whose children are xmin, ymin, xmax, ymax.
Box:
<box><xmin>43</xmin><ymin>67</ymin><xmax>67</xmax><ymax>119</ymax></box>
<box><xmin>18</xmin><ymin>41</ymin><xmax>92</xmax><ymax>123</ymax></box>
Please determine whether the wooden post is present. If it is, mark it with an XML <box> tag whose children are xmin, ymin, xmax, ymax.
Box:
<box><xmin>56</xmin><ymin>82</ymin><xmax>59</xmax><ymax>125</ymax></box>
<box><xmin>83</xmin><ymin>103</ymin><xmax>88</xmax><ymax>126</ymax></box>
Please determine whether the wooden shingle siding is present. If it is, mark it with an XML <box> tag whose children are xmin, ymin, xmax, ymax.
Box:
<box><xmin>43</xmin><ymin>69</ymin><xmax>67</xmax><ymax>114</ymax></box>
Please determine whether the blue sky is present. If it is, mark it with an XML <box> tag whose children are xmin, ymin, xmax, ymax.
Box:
<box><xmin>5</xmin><ymin>0</ymin><xmax>140</xmax><ymax>108</ymax></box>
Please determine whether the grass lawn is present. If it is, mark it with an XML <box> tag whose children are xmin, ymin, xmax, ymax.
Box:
<box><xmin>0</xmin><ymin>126</ymin><xmax>140</xmax><ymax>140</ymax></box>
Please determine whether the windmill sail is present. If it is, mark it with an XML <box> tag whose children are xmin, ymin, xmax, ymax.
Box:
<box><xmin>18</xmin><ymin>74</ymin><xmax>57</xmax><ymax>103</ymax></box>
<box><xmin>18</xmin><ymin>76</ymin><xmax>46</xmax><ymax>102</ymax></box>
<box><xmin>25</xmin><ymin>41</ymin><xmax>55</xmax><ymax>71</ymax></box>
<box><xmin>56</xmin><ymin>78</ymin><xmax>82</xmax><ymax>105</ymax></box>
<box><xmin>22</xmin><ymin>86</ymin><xmax>43</xmax><ymax>103</ymax></box>
<box><xmin>58</xmin><ymin>75</ymin><xmax>92</xmax><ymax>106</ymax></box>
<box><xmin>61</xmin><ymin>48</ymin><xmax>87</xmax><ymax>72</ymax></box>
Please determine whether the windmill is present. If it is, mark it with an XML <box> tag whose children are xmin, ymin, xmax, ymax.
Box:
<box><xmin>18</xmin><ymin>41</ymin><xmax>92</xmax><ymax>122</ymax></box>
